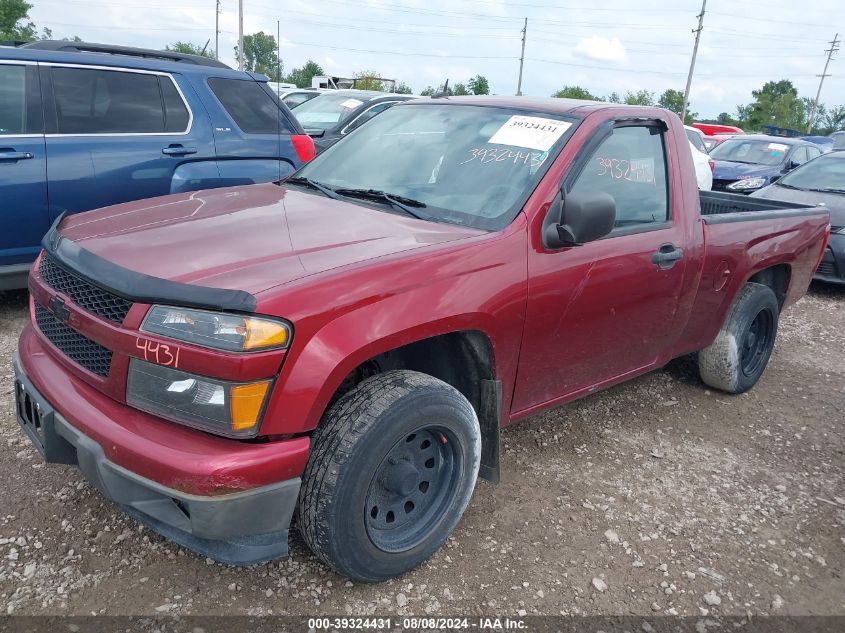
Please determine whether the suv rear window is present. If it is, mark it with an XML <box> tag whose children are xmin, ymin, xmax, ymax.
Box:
<box><xmin>51</xmin><ymin>67</ymin><xmax>189</xmax><ymax>135</ymax></box>
<box><xmin>0</xmin><ymin>65</ymin><xmax>41</xmax><ymax>135</ymax></box>
<box><xmin>208</xmin><ymin>78</ymin><xmax>292</xmax><ymax>134</ymax></box>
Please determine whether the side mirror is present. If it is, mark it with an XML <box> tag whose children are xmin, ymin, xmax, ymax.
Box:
<box><xmin>543</xmin><ymin>191</ymin><xmax>616</xmax><ymax>249</ymax></box>
<box><xmin>305</xmin><ymin>128</ymin><xmax>326</xmax><ymax>138</ymax></box>
<box><xmin>787</xmin><ymin>160</ymin><xmax>800</xmax><ymax>171</ymax></box>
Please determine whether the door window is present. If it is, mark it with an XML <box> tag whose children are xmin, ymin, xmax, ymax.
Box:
<box><xmin>208</xmin><ymin>78</ymin><xmax>292</xmax><ymax>134</ymax></box>
<box><xmin>0</xmin><ymin>65</ymin><xmax>41</xmax><ymax>135</ymax></box>
<box><xmin>343</xmin><ymin>102</ymin><xmax>397</xmax><ymax>133</ymax></box>
<box><xmin>51</xmin><ymin>67</ymin><xmax>187</xmax><ymax>134</ymax></box>
<box><xmin>568</xmin><ymin>125</ymin><xmax>670</xmax><ymax>230</ymax></box>
<box><xmin>806</xmin><ymin>145</ymin><xmax>822</xmax><ymax>161</ymax></box>
<box><xmin>790</xmin><ymin>146</ymin><xmax>809</xmax><ymax>166</ymax></box>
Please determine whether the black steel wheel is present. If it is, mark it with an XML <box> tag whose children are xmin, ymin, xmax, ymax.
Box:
<box><xmin>698</xmin><ymin>282</ymin><xmax>780</xmax><ymax>394</ymax></box>
<box><xmin>297</xmin><ymin>370</ymin><xmax>481</xmax><ymax>582</ymax></box>
<box><xmin>740</xmin><ymin>307</ymin><xmax>775</xmax><ymax>378</ymax></box>
<box><xmin>365</xmin><ymin>427</ymin><xmax>460</xmax><ymax>552</ymax></box>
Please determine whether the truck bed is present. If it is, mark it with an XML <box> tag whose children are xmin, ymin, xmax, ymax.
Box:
<box><xmin>699</xmin><ymin>190</ymin><xmax>824</xmax><ymax>224</ymax></box>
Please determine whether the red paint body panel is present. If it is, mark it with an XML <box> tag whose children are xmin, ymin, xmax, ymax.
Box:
<box><xmin>20</xmin><ymin>102</ymin><xmax>830</xmax><ymax>496</ymax></box>
<box><xmin>692</xmin><ymin>123</ymin><xmax>744</xmax><ymax>136</ymax></box>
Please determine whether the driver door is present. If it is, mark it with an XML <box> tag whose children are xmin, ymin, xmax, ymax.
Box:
<box><xmin>513</xmin><ymin>121</ymin><xmax>689</xmax><ymax>412</ymax></box>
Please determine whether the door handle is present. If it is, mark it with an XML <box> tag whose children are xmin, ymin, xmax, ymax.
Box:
<box><xmin>0</xmin><ymin>151</ymin><xmax>34</xmax><ymax>161</ymax></box>
<box><xmin>161</xmin><ymin>145</ymin><xmax>197</xmax><ymax>156</ymax></box>
<box><xmin>651</xmin><ymin>244</ymin><xmax>684</xmax><ymax>270</ymax></box>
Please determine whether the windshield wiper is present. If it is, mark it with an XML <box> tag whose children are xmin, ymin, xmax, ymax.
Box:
<box><xmin>285</xmin><ymin>176</ymin><xmax>343</xmax><ymax>200</ymax></box>
<box><xmin>776</xmin><ymin>182</ymin><xmax>806</xmax><ymax>191</ymax></box>
<box><xmin>813</xmin><ymin>187</ymin><xmax>845</xmax><ymax>194</ymax></box>
<box><xmin>333</xmin><ymin>188</ymin><xmax>432</xmax><ymax>220</ymax></box>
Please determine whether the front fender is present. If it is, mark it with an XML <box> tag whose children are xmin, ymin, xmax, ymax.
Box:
<box><xmin>257</xmin><ymin>226</ymin><xmax>529</xmax><ymax>436</ymax></box>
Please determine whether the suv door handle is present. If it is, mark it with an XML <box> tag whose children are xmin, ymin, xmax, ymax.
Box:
<box><xmin>161</xmin><ymin>145</ymin><xmax>197</xmax><ymax>156</ymax></box>
<box><xmin>651</xmin><ymin>244</ymin><xmax>684</xmax><ymax>270</ymax></box>
<box><xmin>0</xmin><ymin>151</ymin><xmax>34</xmax><ymax>161</ymax></box>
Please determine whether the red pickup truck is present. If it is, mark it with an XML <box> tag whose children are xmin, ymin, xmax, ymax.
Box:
<box><xmin>14</xmin><ymin>97</ymin><xmax>830</xmax><ymax>582</ymax></box>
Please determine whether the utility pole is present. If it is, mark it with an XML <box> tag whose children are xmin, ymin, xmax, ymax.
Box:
<box><xmin>681</xmin><ymin>0</ymin><xmax>706</xmax><ymax>123</ymax></box>
<box><xmin>807</xmin><ymin>33</ymin><xmax>839</xmax><ymax>133</ymax></box>
<box><xmin>238</xmin><ymin>0</ymin><xmax>244</xmax><ymax>71</ymax></box>
<box><xmin>215</xmin><ymin>0</ymin><xmax>220</xmax><ymax>60</ymax></box>
<box><xmin>277</xmin><ymin>20</ymin><xmax>281</xmax><ymax>83</ymax></box>
<box><xmin>516</xmin><ymin>17</ymin><xmax>527</xmax><ymax>96</ymax></box>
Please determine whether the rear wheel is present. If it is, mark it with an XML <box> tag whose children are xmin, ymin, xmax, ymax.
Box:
<box><xmin>698</xmin><ymin>282</ymin><xmax>779</xmax><ymax>394</ymax></box>
<box><xmin>297</xmin><ymin>370</ymin><xmax>481</xmax><ymax>582</ymax></box>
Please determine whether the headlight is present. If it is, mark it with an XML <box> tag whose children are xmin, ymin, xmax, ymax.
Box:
<box><xmin>127</xmin><ymin>358</ymin><xmax>271</xmax><ymax>437</ymax></box>
<box><xmin>727</xmin><ymin>177</ymin><xmax>766</xmax><ymax>191</ymax></box>
<box><xmin>831</xmin><ymin>225</ymin><xmax>845</xmax><ymax>235</ymax></box>
<box><xmin>141</xmin><ymin>306</ymin><xmax>290</xmax><ymax>352</ymax></box>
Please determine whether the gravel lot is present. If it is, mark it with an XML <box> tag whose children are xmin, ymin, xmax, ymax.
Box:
<box><xmin>0</xmin><ymin>284</ymin><xmax>843</xmax><ymax>618</ymax></box>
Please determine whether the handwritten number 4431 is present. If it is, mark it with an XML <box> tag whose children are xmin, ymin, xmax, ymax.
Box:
<box><xmin>136</xmin><ymin>338</ymin><xmax>180</xmax><ymax>368</ymax></box>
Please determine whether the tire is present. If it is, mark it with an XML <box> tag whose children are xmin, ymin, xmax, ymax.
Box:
<box><xmin>698</xmin><ymin>282</ymin><xmax>780</xmax><ymax>394</ymax></box>
<box><xmin>297</xmin><ymin>370</ymin><xmax>481</xmax><ymax>582</ymax></box>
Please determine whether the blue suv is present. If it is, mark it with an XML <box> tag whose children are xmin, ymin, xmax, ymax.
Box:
<box><xmin>0</xmin><ymin>41</ymin><xmax>314</xmax><ymax>289</ymax></box>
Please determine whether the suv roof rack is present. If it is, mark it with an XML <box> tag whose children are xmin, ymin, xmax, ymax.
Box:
<box><xmin>21</xmin><ymin>40</ymin><xmax>231</xmax><ymax>69</ymax></box>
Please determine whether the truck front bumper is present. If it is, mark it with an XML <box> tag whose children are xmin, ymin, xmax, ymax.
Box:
<box><xmin>13</xmin><ymin>350</ymin><xmax>302</xmax><ymax>565</ymax></box>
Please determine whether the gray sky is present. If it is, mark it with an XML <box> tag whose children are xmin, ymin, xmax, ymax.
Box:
<box><xmin>28</xmin><ymin>0</ymin><xmax>845</xmax><ymax>118</ymax></box>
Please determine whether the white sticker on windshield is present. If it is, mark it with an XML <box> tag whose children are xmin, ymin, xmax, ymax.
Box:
<box><xmin>768</xmin><ymin>142</ymin><xmax>788</xmax><ymax>151</ymax></box>
<box><xmin>488</xmin><ymin>116</ymin><xmax>572</xmax><ymax>151</ymax></box>
<box><xmin>340</xmin><ymin>98</ymin><xmax>363</xmax><ymax>109</ymax></box>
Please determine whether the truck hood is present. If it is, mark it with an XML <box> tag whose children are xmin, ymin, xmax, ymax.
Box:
<box><xmin>751</xmin><ymin>183</ymin><xmax>845</xmax><ymax>226</ymax></box>
<box><xmin>712</xmin><ymin>160</ymin><xmax>780</xmax><ymax>181</ymax></box>
<box><xmin>57</xmin><ymin>184</ymin><xmax>485</xmax><ymax>296</ymax></box>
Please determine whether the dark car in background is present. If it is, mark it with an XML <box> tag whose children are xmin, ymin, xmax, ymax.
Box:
<box><xmin>751</xmin><ymin>151</ymin><xmax>845</xmax><ymax>284</ymax></box>
<box><xmin>292</xmin><ymin>89</ymin><xmax>416</xmax><ymax>153</ymax></box>
<box><xmin>709</xmin><ymin>135</ymin><xmax>822</xmax><ymax>194</ymax></box>
<box><xmin>0</xmin><ymin>40</ymin><xmax>314</xmax><ymax>289</ymax></box>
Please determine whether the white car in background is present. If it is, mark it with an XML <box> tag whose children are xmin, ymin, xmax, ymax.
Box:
<box><xmin>685</xmin><ymin>125</ymin><xmax>713</xmax><ymax>191</ymax></box>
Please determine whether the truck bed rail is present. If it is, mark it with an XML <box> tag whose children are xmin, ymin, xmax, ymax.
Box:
<box><xmin>699</xmin><ymin>191</ymin><xmax>824</xmax><ymax>225</ymax></box>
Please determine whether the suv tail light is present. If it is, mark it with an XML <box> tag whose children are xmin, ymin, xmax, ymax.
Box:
<box><xmin>291</xmin><ymin>134</ymin><xmax>316</xmax><ymax>163</ymax></box>
<box><xmin>708</xmin><ymin>159</ymin><xmax>715</xmax><ymax>172</ymax></box>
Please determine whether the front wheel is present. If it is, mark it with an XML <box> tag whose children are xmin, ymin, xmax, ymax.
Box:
<box><xmin>297</xmin><ymin>370</ymin><xmax>481</xmax><ymax>582</ymax></box>
<box><xmin>698</xmin><ymin>282</ymin><xmax>780</xmax><ymax>394</ymax></box>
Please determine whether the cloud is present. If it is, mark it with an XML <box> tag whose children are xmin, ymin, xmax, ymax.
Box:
<box><xmin>574</xmin><ymin>35</ymin><xmax>627</xmax><ymax>64</ymax></box>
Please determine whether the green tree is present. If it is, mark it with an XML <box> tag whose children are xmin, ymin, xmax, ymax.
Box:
<box><xmin>453</xmin><ymin>82</ymin><xmax>470</xmax><ymax>96</ymax></box>
<box><xmin>353</xmin><ymin>70</ymin><xmax>384</xmax><ymax>91</ymax></box>
<box><xmin>0</xmin><ymin>0</ymin><xmax>38</xmax><ymax>41</ymax></box>
<box><xmin>603</xmin><ymin>91</ymin><xmax>621</xmax><ymax>103</ymax></box>
<box><xmin>285</xmin><ymin>60</ymin><xmax>324</xmax><ymax>88</ymax></box>
<box><xmin>657</xmin><ymin>88</ymin><xmax>697</xmax><ymax>123</ymax></box>
<box><xmin>552</xmin><ymin>85</ymin><xmax>597</xmax><ymax>100</ymax></box>
<box><xmin>738</xmin><ymin>79</ymin><xmax>805</xmax><ymax>130</ymax></box>
<box><xmin>394</xmin><ymin>81</ymin><xmax>413</xmax><ymax>94</ymax></box>
<box><xmin>716</xmin><ymin>112</ymin><xmax>739</xmax><ymax>126</ymax></box>
<box><xmin>235</xmin><ymin>32</ymin><xmax>282</xmax><ymax>80</ymax></box>
<box><xmin>419</xmin><ymin>85</ymin><xmax>436</xmax><ymax>96</ymax></box>
<box><xmin>624</xmin><ymin>90</ymin><xmax>654</xmax><ymax>106</ymax></box>
<box><xmin>819</xmin><ymin>104</ymin><xmax>845</xmax><ymax>134</ymax></box>
<box><xmin>166</xmin><ymin>41</ymin><xmax>213</xmax><ymax>58</ymax></box>
<box><xmin>467</xmin><ymin>74</ymin><xmax>490</xmax><ymax>95</ymax></box>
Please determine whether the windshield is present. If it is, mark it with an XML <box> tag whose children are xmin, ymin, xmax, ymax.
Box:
<box><xmin>292</xmin><ymin>93</ymin><xmax>370</xmax><ymax>130</ymax></box>
<box><xmin>779</xmin><ymin>154</ymin><xmax>845</xmax><ymax>191</ymax></box>
<box><xmin>292</xmin><ymin>103</ymin><xmax>579</xmax><ymax>229</ymax></box>
<box><xmin>709</xmin><ymin>139</ymin><xmax>791</xmax><ymax>166</ymax></box>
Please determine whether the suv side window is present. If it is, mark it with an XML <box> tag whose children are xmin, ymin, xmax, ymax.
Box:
<box><xmin>806</xmin><ymin>145</ymin><xmax>821</xmax><ymax>161</ymax></box>
<box><xmin>208</xmin><ymin>78</ymin><xmax>292</xmax><ymax>134</ymax></box>
<box><xmin>51</xmin><ymin>67</ymin><xmax>181</xmax><ymax>134</ymax></box>
<box><xmin>569</xmin><ymin>125</ymin><xmax>670</xmax><ymax>230</ymax></box>
<box><xmin>0</xmin><ymin>65</ymin><xmax>41</xmax><ymax>135</ymax></box>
